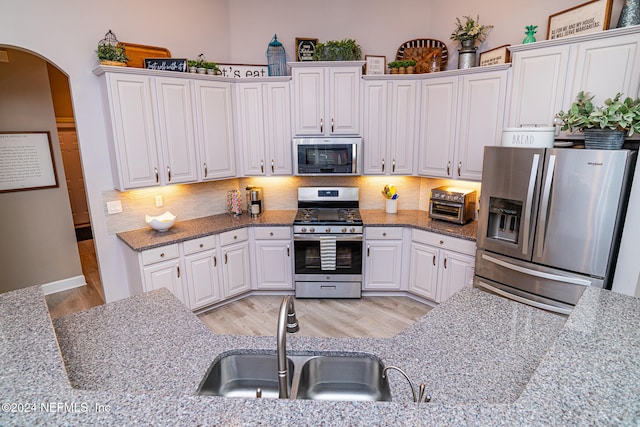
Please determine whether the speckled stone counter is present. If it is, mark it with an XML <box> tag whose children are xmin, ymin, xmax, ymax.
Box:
<box><xmin>117</xmin><ymin>209</ymin><xmax>476</xmax><ymax>252</ymax></box>
<box><xmin>2</xmin><ymin>285</ymin><xmax>638</xmax><ymax>425</ymax></box>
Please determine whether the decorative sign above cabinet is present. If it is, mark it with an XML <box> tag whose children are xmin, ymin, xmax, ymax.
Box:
<box><xmin>216</xmin><ymin>63</ymin><xmax>269</xmax><ymax>78</ymax></box>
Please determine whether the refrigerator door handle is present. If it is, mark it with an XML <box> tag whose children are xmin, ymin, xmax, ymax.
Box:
<box><xmin>476</xmin><ymin>280</ymin><xmax>572</xmax><ymax>315</ymax></box>
<box><xmin>536</xmin><ymin>154</ymin><xmax>557</xmax><ymax>259</ymax></box>
<box><xmin>521</xmin><ymin>154</ymin><xmax>540</xmax><ymax>256</ymax></box>
<box><xmin>481</xmin><ymin>253</ymin><xmax>592</xmax><ymax>286</ymax></box>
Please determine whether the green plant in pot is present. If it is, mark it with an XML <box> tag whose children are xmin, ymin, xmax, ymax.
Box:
<box><xmin>387</xmin><ymin>60</ymin><xmax>416</xmax><ymax>74</ymax></box>
<box><xmin>204</xmin><ymin>61</ymin><xmax>220</xmax><ymax>75</ymax></box>
<box><xmin>96</xmin><ymin>43</ymin><xmax>128</xmax><ymax>66</ymax></box>
<box><xmin>556</xmin><ymin>91</ymin><xmax>640</xmax><ymax>149</ymax></box>
<box><xmin>313</xmin><ymin>38</ymin><xmax>362</xmax><ymax>61</ymax></box>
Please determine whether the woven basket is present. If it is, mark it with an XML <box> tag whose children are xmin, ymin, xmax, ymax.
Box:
<box><xmin>583</xmin><ymin>128</ymin><xmax>625</xmax><ymax>150</ymax></box>
<box><xmin>396</xmin><ymin>39</ymin><xmax>448</xmax><ymax>72</ymax></box>
<box><xmin>100</xmin><ymin>60</ymin><xmax>127</xmax><ymax>67</ymax></box>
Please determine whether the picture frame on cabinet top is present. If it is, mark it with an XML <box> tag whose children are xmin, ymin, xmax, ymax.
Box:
<box><xmin>365</xmin><ymin>55</ymin><xmax>386</xmax><ymax>75</ymax></box>
<box><xmin>478</xmin><ymin>45</ymin><xmax>511</xmax><ymax>67</ymax></box>
<box><xmin>547</xmin><ymin>0</ymin><xmax>613</xmax><ymax>40</ymax></box>
<box><xmin>295</xmin><ymin>38</ymin><xmax>318</xmax><ymax>62</ymax></box>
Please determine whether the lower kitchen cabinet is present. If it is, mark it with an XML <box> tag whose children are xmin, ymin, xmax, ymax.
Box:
<box><xmin>253</xmin><ymin>227</ymin><xmax>294</xmax><ymax>290</ymax></box>
<box><xmin>408</xmin><ymin>229</ymin><xmax>476</xmax><ymax>303</ymax></box>
<box><xmin>183</xmin><ymin>236</ymin><xmax>222</xmax><ymax>310</ymax></box>
<box><xmin>363</xmin><ymin>227</ymin><xmax>405</xmax><ymax>291</ymax></box>
<box><xmin>219</xmin><ymin>228</ymin><xmax>251</xmax><ymax>298</ymax></box>
<box><xmin>139</xmin><ymin>244</ymin><xmax>186</xmax><ymax>304</ymax></box>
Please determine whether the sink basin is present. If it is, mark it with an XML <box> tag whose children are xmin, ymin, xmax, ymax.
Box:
<box><xmin>295</xmin><ymin>355</ymin><xmax>392</xmax><ymax>402</ymax></box>
<box><xmin>198</xmin><ymin>353</ymin><xmax>294</xmax><ymax>399</ymax></box>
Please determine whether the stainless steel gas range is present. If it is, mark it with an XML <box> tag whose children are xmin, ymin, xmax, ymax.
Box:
<box><xmin>293</xmin><ymin>187</ymin><xmax>363</xmax><ymax>298</ymax></box>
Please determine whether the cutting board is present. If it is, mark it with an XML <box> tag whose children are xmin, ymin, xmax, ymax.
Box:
<box><xmin>117</xmin><ymin>42</ymin><xmax>171</xmax><ymax>68</ymax></box>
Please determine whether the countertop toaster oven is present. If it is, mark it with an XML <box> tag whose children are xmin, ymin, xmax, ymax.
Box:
<box><xmin>429</xmin><ymin>186</ymin><xmax>477</xmax><ymax>224</ymax></box>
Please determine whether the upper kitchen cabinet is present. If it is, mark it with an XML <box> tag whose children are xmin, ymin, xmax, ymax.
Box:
<box><xmin>290</xmin><ymin>61</ymin><xmax>364</xmax><ymax>136</ymax></box>
<box><xmin>236</xmin><ymin>79</ymin><xmax>292</xmax><ymax>176</ymax></box>
<box><xmin>363</xmin><ymin>78</ymin><xmax>418</xmax><ymax>175</ymax></box>
<box><xmin>507</xmin><ymin>27</ymin><xmax>640</xmax><ymax>129</ymax></box>
<box><xmin>418</xmin><ymin>66</ymin><xmax>509</xmax><ymax>181</ymax></box>
<box><xmin>192</xmin><ymin>80</ymin><xmax>236</xmax><ymax>180</ymax></box>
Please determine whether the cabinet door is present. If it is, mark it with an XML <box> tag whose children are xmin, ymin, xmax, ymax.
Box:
<box><xmin>292</xmin><ymin>67</ymin><xmax>324</xmax><ymax>135</ymax></box>
<box><xmin>264</xmin><ymin>82</ymin><xmax>293</xmax><ymax>175</ymax></box>
<box><xmin>193</xmin><ymin>80</ymin><xmax>236</xmax><ymax>180</ymax></box>
<box><xmin>143</xmin><ymin>260</ymin><xmax>185</xmax><ymax>303</ymax></box>
<box><xmin>154</xmin><ymin>77</ymin><xmax>198</xmax><ymax>184</ymax></box>
<box><xmin>408</xmin><ymin>242</ymin><xmax>440</xmax><ymax>301</ymax></box>
<box><xmin>456</xmin><ymin>70</ymin><xmax>508</xmax><ymax>181</ymax></box>
<box><xmin>418</xmin><ymin>77</ymin><xmax>458</xmax><ymax>178</ymax></box>
<box><xmin>106</xmin><ymin>73</ymin><xmax>160</xmax><ymax>189</ymax></box>
<box><xmin>364</xmin><ymin>240</ymin><xmax>403</xmax><ymax>290</ymax></box>
<box><xmin>438</xmin><ymin>251</ymin><xmax>475</xmax><ymax>303</ymax></box>
<box><xmin>388</xmin><ymin>81</ymin><xmax>417</xmax><ymax>175</ymax></box>
<box><xmin>222</xmin><ymin>241</ymin><xmax>251</xmax><ymax>298</ymax></box>
<box><xmin>507</xmin><ymin>45</ymin><xmax>570</xmax><ymax>127</ymax></box>
<box><xmin>184</xmin><ymin>250</ymin><xmax>222</xmax><ymax>310</ymax></box>
<box><xmin>236</xmin><ymin>83</ymin><xmax>267</xmax><ymax>175</ymax></box>
<box><xmin>363</xmin><ymin>80</ymin><xmax>388</xmax><ymax>174</ymax></box>
<box><xmin>328</xmin><ymin>67</ymin><xmax>361</xmax><ymax>135</ymax></box>
<box><xmin>254</xmin><ymin>240</ymin><xmax>293</xmax><ymax>290</ymax></box>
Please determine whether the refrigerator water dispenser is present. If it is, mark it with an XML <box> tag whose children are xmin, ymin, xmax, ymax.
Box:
<box><xmin>486</xmin><ymin>197</ymin><xmax>522</xmax><ymax>244</ymax></box>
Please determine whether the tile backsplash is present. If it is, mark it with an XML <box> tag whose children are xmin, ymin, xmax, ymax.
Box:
<box><xmin>103</xmin><ymin>176</ymin><xmax>480</xmax><ymax>235</ymax></box>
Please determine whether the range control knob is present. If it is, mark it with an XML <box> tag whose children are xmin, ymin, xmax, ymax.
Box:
<box><xmin>342</xmin><ymin>227</ymin><xmax>347</xmax><ymax>233</ymax></box>
<box><xmin>310</xmin><ymin>227</ymin><xmax>315</xmax><ymax>233</ymax></box>
<box><xmin>301</xmin><ymin>227</ymin><xmax>307</xmax><ymax>233</ymax></box>
<box><xmin>350</xmin><ymin>227</ymin><xmax>356</xmax><ymax>233</ymax></box>
<box><xmin>325</xmin><ymin>227</ymin><xmax>331</xmax><ymax>233</ymax></box>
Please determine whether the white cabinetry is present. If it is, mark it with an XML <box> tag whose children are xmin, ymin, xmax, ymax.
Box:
<box><xmin>192</xmin><ymin>80</ymin><xmax>236</xmax><ymax>180</ymax></box>
<box><xmin>408</xmin><ymin>229</ymin><xmax>475</xmax><ymax>303</ymax></box>
<box><xmin>418</xmin><ymin>66</ymin><xmax>509</xmax><ymax>181</ymax></box>
<box><xmin>253</xmin><ymin>227</ymin><xmax>293</xmax><ymax>290</ymax></box>
<box><xmin>219</xmin><ymin>228</ymin><xmax>251</xmax><ymax>298</ymax></box>
<box><xmin>236</xmin><ymin>80</ymin><xmax>293</xmax><ymax>176</ymax></box>
<box><xmin>363</xmin><ymin>79</ymin><xmax>417</xmax><ymax>175</ymax></box>
<box><xmin>363</xmin><ymin>227</ymin><xmax>405</xmax><ymax>291</ymax></box>
<box><xmin>290</xmin><ymin>62</ymin><xmax>363</xmax><ymax>136</ymax></box>
<box><xmin>140</xmin><ymin>244</ymin><xmax>185</xmax><ymax>304</ymax></box>
<box><xmin>183</xmin><ymin>235</ymin><xmax>222</xmax><ymax>310</ymax></box>
<box><xmin>507</xmin><ymin>27</ymin><xmax>640</xmax><ymax>131</ymax></box>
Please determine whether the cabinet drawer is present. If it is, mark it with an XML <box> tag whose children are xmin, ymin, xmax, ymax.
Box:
<box><xmin>412</xmin><ymin>229</ymin><xmax>476</xmax><ymax>256</ymax></box>
<box><xmin>254</xmin><ymin>226</ymin><xmax>292</xmax><ymax>240</ymax></box>
<box><xmin>219</xmin><ymin>228</ymin><xmax>249</xmax><ymax>246</ymax></box>
<box><xmin>140</xmin><ymin>244</ymin><xmax>180</xmax><ymax>266</ymax></box>
<box><xmin>183</xmin><ymin>235</ymin><xmax>216</xmax><ymax>255</ymax></box>
<box><xmin>365</xmin><ymin>227</ymin><xmax>403</xmax><ymax>240</ymax></box>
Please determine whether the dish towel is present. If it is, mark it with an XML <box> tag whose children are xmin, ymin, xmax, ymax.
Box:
<box><xmin>319</xmin><ymin>236</ymin><xmax>337</xmax><ymax>271</ymax></box>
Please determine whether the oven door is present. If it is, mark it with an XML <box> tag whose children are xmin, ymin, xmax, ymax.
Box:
<box><xmin>293</xmin><ymin>234</ymin><xmax>363</xmax><ymax>280</ymax></box>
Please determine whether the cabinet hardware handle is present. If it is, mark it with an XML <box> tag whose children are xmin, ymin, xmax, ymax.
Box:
<box><xmin>234</xmin><ymin>235</ymin><xmax>237</xmax><ymax>240</ymax></box>
<box><xmin>269</xmin><ymin>232</ymin><xmax>274</xmax><ymax>236</ymax></box>
<box><xmin>383</xmin><ymin>232</ymin><xmax>387</xmax><ymax>237</ymax></box>
<box><xmin>287</xmin><ymin>245</ymin><xmax>290</xmax><ymax>257</ymax></box>
<box><xmin>331</xmin><ymin>117</ymin><xmax>334</xmax><ymax>133</ymax></box>
<box><xmin>440</xmin><ymin>240</ymin><xmax>444</xmax><ymax>245</ymax></box>
<box><xmin>203</xmin><ymin>162</ymin><xmax>208</xmax><ymax>178</ymax></box>
<box><xmin>271</xmin><ymin>159</ymin><xmax>275</xmax><ymax>173</ymax></box>
<box><xmin>367</xmin><ymin>244</ymin><xmax>370</xmax><ymax>257</ymax></box>
<box><xmin>381</xmin><ymin>158</ymin><xmax>385</xmax><ymax>173</ymax></box>
<box><xmin>458</xmin><ymin>161</ymin><xmax>462</xmax><ymax>177</ymax></box>
<box><xmin>260</xmin><ymin>160</ymin><xmax>264</xmax><ymax>174</ymax></box>
<box><xmin>446</xmin><ymin>161</ymin><xmax>451</xmax><ymax>176</ymax></box>
<box><xmin>444</xmin><ymin>256</ymin><xmax>448</xmax><ymax>269</ymax></box>
<box><xmin>224</xmin><ymin>253</ymin><xmax>228</xmax><ymax>264</ymax></box>
<box><xmin>160</xmin><ymin>253</ymin><xmax>165</xmax><ymax>258</ymax></box>
<box><xmin>176</xmin><ymin>265</ymin><xmax>181</xmax><ymax>277</ymax></box>
<box><xmin>167</xmin><ymin>166</ymin><xmax>171</xmax><ymax>182</ymax></box>
<box><xmin>154</xmin><ymin>167</ymin><xmax>159</xmax><ymax>183</ymax></box>
<box><xmin>214</xmin><ymin>255</ymin><xmax>217</xmax><ymax>267</ymax></box>
<box><xmin>320</xmin><ymin>118</ymin><xmax>324</xmax><ymax>134</ymax></box>
<box><xmin>392</xmin><ymin>159</ymin><xmax>396</xmax><ymax>173</ymax></box>
<box><xmin>199</xmin><ymin>243</ymin><xmax>204</xmax><ymax>248</ymax></box>
<box><xmin>432</xmin><ymin>255</ymin><xmax>436</xmax><ymax>266</ymax></box>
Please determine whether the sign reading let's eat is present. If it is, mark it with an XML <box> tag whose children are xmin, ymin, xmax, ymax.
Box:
<box><xmin>216</xmin><ymin>63</ymin><xmax>269</xmax><ymax>78</ymax></box>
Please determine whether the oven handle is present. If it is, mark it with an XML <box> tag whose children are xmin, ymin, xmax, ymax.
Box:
<box><xmin>294</xmin><ymin>234</ymin><xmax>363</xmax><ymax>242</ymax></box>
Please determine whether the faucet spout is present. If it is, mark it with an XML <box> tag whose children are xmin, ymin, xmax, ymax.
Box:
<box><xmin>277</xmin><ymin>295</ymin><xmax>298</xmax><ymax>399</ymax></box>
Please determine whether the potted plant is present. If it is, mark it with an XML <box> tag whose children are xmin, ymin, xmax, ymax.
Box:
<box><xmin>450</xmin><ymin>15</ymin><xmax>493</xmax><ymax>69</ymax></box>
<box><xmin>313</xmin><ymin>38</ymin><xmax>362</xmax><ymax>61</ymax></box>
<box><xmin>555</xmin><ymin>91</ymin><xmax>640</xmax><ymax>149</ymax></box>
<box><xmin>187</xmin><ymin>60</ymin><xmax>199</xmax><ymax>73</ymax></box>
<box><xmin>387</xmin><ymin>60</ymin><xmax>416</xmax><ymax>74</ymax></box>
<box><xmin>204</xmin><ymin>62</ymin><xmax>220</xmax><ymax>75</ymax></box>
<box><xmin>96</xmin><ymin>42</ymin><xmax>128</xmax><ymax>66</ymax></box>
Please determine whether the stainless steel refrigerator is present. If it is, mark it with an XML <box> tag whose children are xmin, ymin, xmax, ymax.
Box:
<box><xmin>474</xmin><ymin>146</ymin><xmax>636</xmax><ymax>315</ymax></box>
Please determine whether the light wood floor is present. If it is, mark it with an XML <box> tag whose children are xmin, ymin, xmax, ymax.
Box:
<box><xmin>45</xmin><ymin>239</ymin><xmax>105</xmax><ymax>319</ymax></box>
<box><xmin>198</xmin><ymin>295</ymin><xmax>432</xmax><ymax>338</ymax></box>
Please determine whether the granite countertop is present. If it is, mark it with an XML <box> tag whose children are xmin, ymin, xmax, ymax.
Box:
<box><xmin>2</xmin><ymin>285</ymin><xmax>639</xmax><ymax>425</ymax></box>
<box><xmin>118</xmin><ymin>209</ymin><xmax>477</xmax><ymax>251</ymax></box>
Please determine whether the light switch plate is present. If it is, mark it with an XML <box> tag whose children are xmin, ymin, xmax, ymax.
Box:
<box><xmin>155</xmin><ymin>195</ymin><xmax>163</xmax><ymax>207</ymax></box>
<box><xmin>107</xmin><ymin>200</ymin><xmax>123</xmax><ymax>214</ymax></box>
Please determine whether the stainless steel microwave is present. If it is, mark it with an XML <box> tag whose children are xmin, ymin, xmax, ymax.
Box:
<box><xmin>294</xmin><ymin>137</ymin><xmax>362</xmax><ymax>176</ymax></box>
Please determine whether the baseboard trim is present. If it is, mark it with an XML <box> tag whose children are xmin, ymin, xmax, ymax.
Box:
<box><xmin>41</xmin><ymin>275</ymin><xmax>87</xmax><ymax>295</ymax></box>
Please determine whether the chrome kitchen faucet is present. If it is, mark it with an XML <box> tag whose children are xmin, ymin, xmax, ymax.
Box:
<box><xmin>277</xmin><ymin>295</ymin><xmax>299</xmax><ymax>399</ymax></box>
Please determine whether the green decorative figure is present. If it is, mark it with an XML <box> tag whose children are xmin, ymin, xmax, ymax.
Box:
<box><xmin>523</xmin><ymin>25</ymin><xmax>538</xmax><ymax>44</ymax></box>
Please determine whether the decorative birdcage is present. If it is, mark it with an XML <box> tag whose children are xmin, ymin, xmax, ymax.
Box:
<box><xmin>96</xmin><ymin>30</ymin><xmax>128</xmax><ymax>65</ymax></box>
<box><xmin>266</xmin><ymin>34</ymin><xmax>287</xmax><ymax>76</ymax></box>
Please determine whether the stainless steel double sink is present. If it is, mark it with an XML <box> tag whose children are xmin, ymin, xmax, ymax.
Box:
<box><xmin>198</xmin><ymin>351</ymin><xmax>392</xmax><ymax>402</ymax></box>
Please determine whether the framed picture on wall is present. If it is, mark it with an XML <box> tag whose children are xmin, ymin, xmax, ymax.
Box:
<box><xmin>0</xmin><ymin>131</ymin><xmax>59</xmax><ymax>193</ymax></box>
<box><xmin>365</xmin><ymin>55</ymin><xmax>386</xmax><ymax>75</ymax></box>
<box><xmin>547</xmin><ymin>0</ymin><xmax>613</xmax><ymax>40</ymax></box>
<box><xmin>295</xmin><ymin>38</ymin><xmax>318</xmax><ymax>61</ymax></box>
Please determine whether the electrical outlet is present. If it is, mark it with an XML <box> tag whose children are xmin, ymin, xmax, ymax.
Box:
<box><xmin>155</xmin><ymin>195</ymin><xmax>163</xmax><ymax>207</ymax></box>
<box><xmin>106</xmin><ymin>200</ymin><xmax>123</xmax><ymax>214</ymax></box>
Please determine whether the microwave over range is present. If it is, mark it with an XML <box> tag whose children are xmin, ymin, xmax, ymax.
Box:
<box><xmin>294</xmin><ymin>137</ymin><xmax>362</xmax><ymax>176</ymax></box>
